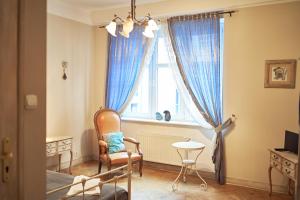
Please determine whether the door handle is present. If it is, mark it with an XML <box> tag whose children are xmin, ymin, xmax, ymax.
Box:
<box><xmin>1</xmin><ymin>137</ymin><xmax>13</xmax><ymax>183</ymax></box>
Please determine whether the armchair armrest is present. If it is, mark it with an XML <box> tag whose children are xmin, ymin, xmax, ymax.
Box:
<box><xmin>124</xmin><ymin>137</ymin><xmax>143</xmax><ymax>155</ymax></box>
<box><xmin>124</xmin><ymin>137</ymin><xmax>139</xmax><ymax>144</ymax></box>
<box><xmin>99</xmin><ymin>140</ymin><xmax>107</xmax><ymax>147</ymax></box>
<box><xmin>98</xmin><ymin>140</ymin><xmax>109</xmax><ymax>155</ymax></box>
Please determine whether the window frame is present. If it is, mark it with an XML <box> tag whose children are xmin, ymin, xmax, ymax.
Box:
<box><xmin>122</xmin><ymin>45</ymin><xmax>196</xmax><ymax>122</ymax></box>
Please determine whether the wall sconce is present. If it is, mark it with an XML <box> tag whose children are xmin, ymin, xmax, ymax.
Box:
<box><xmin>62</xmin><ymin>61</ymin><xmax>68</xmax><ymax>80</ymax></box>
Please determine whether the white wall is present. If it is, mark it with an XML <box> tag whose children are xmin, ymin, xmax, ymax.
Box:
<box><xmin>89</xmin><ymin>28</ymin><xmax>108</xmax><ymax>157</ymax></box>
<box><xmin>47</xmin><ymin>14</ymin><xmax>96</xmax><ymax>166</ymax></box>
<box><xmin>223</xmin><ymin>2</ymin><xmax>300</xmax><ymax>190</ymax></box>
<box><xmin>93</xmin><ymin>1</ymin><xmax>300</xmax><ymax>192</ymax></box>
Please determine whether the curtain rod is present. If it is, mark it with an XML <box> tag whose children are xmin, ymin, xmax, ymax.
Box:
<box><xmin>167</xmin><ymin>10</ymin><xmax>236</xmax><ymax>19</ymax></box>
<box><xmin>216</xmin><ymin>10</ymin><xmax>236</xmax><ymax>16</ymax></box>
<box><xmin>98</xmin><ymin>10</ymin><xmax>236</xmax><ymax>28</ymax></box>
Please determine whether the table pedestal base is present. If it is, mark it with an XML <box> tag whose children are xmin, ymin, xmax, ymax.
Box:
<box><xmin>171</xmin><ymin>141</ymin><xmax>207</xmax><ymax>192</ymax></box>
<box><xmin>172</xmin><ymin>162</ymin><xmax>207</xmax><ymax>191</ymax></box>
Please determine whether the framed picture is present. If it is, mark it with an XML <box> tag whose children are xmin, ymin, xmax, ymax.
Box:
<box><xmin>264</xmin><ymin>59</ymin><xmax>297</xmax><ymax>88</ymax></box>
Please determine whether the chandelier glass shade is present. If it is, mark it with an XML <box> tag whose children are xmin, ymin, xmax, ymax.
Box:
<box><xmin>105</xmin><ymin>0</ymin><xmax>159</xmax><ymax>38</ymax></box>
<box><xmin>142</xmin><ymin>25</ymin><xmax>154</xmax><ymax>38</ymax></box>
<box><xmin>105</xmin><ymin>21</ymin><xmax>117</xmax><ymax>37</ymax></box>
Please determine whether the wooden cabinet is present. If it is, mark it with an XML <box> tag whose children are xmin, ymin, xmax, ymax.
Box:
<box><xmin>268</xmin><ymin>149</ymin><xmax>298</xmax><ymax>197</ymax></box>
<box><xmin>46</xmin><ymin>136</ymin><xmax>73</xmax><ymax>174</ymax></box>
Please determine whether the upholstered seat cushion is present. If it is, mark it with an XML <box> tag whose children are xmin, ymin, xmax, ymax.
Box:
<box><xmin>100</xmin><ymin>152</ymin><xmax>142</xmax><ymax>165</ymax></box>
<box><xmin>104</xmin><ymin>132</ymin><xmax>126</xmax><ymax>154</ymax></box>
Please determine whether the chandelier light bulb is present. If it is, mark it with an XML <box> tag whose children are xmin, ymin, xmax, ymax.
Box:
<box><xmin>105</xmin><ymin>21</ymin><xmax>117</xmax><ymax>37</ymax></box>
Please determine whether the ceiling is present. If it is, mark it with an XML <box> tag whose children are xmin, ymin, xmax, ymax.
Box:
<box><xmin>56</xmin><ymin>0</ymin><xmax>167</xmax><ymax>11</ymax></box>
<box><xmin>48</xmin><ymin>0</ymin><xmax>299</xmax><ymax>25</ymax></box>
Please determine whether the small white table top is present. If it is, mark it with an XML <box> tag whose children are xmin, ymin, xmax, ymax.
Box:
<box><xmin>172</xmin><ymin>141</ymin><xmax>205</xmax><ymax>150</ymax></box>
<box><xmin>46</xmin><ymin>136</ymin><xmax>72</xmax><ymax>143</ymax></box>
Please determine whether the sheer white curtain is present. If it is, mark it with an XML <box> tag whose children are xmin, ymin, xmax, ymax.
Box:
<box><xmin>119</xmin><ymin>29</ymin><xmax>159</xmax><ymax>113</ymax></box>
<box><xmin>160</xmin><ymin>23</ymin><xmax>212</xmax><ymax>129</ymax></box>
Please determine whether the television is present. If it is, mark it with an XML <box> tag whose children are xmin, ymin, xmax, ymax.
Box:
<box><xmin>284</xmin><ymin>130</ymin><xmax>299</xmax><ymax>154</ymax></box>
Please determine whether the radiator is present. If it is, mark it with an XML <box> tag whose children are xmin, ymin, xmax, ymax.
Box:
<box><xmin>135</xmin><ymin>133</ymin><xmax>185</xmax><ymax>166</ymax></box>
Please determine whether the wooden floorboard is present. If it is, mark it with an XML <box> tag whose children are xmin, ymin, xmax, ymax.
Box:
<box><xmin>62</xmin><ymin>161</ymin><xmax>292</xmax><ymax>200</ymax></box>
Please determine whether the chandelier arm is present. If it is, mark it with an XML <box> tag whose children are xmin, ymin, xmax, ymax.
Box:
<box><xmin>113</xmin><ymin>16</ymin><xmax>125</xmax><ymax>23</ymax></box>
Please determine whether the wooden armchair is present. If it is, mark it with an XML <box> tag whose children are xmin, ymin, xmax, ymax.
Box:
<box><xmin>94</xmin><ymin>108</ymin><xmax>143</xmax><ymax>177</ymax></box>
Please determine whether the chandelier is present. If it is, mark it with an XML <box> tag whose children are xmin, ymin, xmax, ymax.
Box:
<box><xmin>105</xmin><ymin>0</ymin><xmax>159</xmax><ymax>38</ymax></box>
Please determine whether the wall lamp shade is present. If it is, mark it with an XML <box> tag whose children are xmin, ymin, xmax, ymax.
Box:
<box><xmin>106</xmin><ymin>21</ymin><xmax>117</xmax><ymax>37</ymax></box>
<box><xmin>143</xmin><ymin>25</ymin><xmax>154</xmax><ymax>38</ymax></box>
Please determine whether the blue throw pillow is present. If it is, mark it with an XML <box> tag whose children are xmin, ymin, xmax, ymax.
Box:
<box><xmin>104</xmin><ymin>132</ymin><xmax>125</xmax><ymax>154</ymax></box>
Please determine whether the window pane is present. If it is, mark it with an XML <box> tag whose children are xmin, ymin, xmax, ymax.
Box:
<box><xmin>157</xmin><ymin>65</ymin><xmax>179</xmax><ymax>115</ymax></box>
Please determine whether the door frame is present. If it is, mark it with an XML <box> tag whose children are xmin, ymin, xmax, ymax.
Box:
<box><xmin>18</xmin><ymin>0</ymin><xmax>47</xmax><ymax>199</ymax></box>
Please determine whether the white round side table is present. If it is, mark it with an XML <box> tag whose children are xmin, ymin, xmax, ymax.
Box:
<box><xmin>171</xmin><ymin>141</ymin><xmax>207</xmax><ymax>191</ymax></box>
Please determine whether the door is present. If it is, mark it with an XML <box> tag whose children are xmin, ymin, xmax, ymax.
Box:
<box><xmin>0</xmin><ymin>0</ymin><xmax>47</xmax><ymax>199</ymax></box>
<box><xmin>0</xmin><ymin>0</ymin><xmax>19</xmax><ymax>199</ymax></box>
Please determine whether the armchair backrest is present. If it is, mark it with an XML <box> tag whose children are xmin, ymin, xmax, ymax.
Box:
<box><xmin>94</xmin><ymin>108</ymin><xmax>121</xmax><ymax>141</ymax></box>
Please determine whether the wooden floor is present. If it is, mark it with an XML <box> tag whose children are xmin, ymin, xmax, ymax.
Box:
<box><xmin>66</xmin><ymin>161</ymin><xmax>292</xmax><ymax>200</ymax></box>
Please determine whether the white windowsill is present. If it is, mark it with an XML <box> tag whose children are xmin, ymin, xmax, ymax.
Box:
<box><xmin>121</xmin><ymin>117</ymin><xmax>200</xmax><ymax>128</ymax></box>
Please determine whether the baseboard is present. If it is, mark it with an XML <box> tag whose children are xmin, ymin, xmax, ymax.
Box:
<box><xmin>92</xmin><ymin>154</ymin><xmax>98</xmax><ymax>161</ymax></box>
<box><xmin>226</xmin><ymin>176</ymin><xmax>288</xmax><ymax>194</ymax></box>
<box><xmin>143</xmin><ymin>161</ymin><xmax>288</xmax><ymax>194</ymax></box>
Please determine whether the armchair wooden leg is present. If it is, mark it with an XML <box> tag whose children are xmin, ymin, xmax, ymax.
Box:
<box><xmin>139</xmin><ymin>159</ymin><xmax>143</xmax><ymax>177</ymax></box>
<box><xmin>98</xmin><ymin>160</ymin><xmax>102</xmax><ymax>174</ymax></box>
<box><xmin>107</xmin><ymin>162</ymin><xmax>112</xmax><ymax>179</ymax></box>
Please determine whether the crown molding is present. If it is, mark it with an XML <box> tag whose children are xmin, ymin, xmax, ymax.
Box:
<box><xmin>226</xmin><ymin>0</ymin><xmax>300</xmax><ymax>9</ymax></box>
<box><xmin>47</xmin><ymin>0</ymin><xmax>93</xmax><ymax>25</ymax></box>
<box><xmin>92</xmin><ymin>0</ymin><xmax>300</xmax><ymax>25</ymax></box>
<box><xmin>87</xmin><ymin>0</ymin><xmax>168</xmax><ymax>12</ymax></box>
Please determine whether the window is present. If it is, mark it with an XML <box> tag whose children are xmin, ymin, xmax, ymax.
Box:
<box><xmin>123</xmin><ymin>19</ymin><xmax>224</xmax><ymax>122</ymax></box>
<box><xmin>123</xmin><ymin>36</ymin><xmax>193</xmax><ymax>122</ymax></box>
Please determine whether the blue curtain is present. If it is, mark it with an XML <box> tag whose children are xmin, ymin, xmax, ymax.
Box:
<box><xmin>168</xmin><ymin>14</ymin><xmax>230</xmax><ymax>184</ymax></box>
<box><xmin>106</xmin><ymin>25</ymin><xmax>148</xmax><ymax>111</ymax></box>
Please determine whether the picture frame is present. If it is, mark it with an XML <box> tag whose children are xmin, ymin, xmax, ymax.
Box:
<box><xmin>264</xmin><ymin>59</ymin><xmax>297</xmax><ymax>88</ymax></box>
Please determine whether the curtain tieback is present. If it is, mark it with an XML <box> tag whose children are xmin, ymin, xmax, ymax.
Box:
<box><xmin>214</xmin><ymin>124</ymin><xmax>223</xmax><ymax>133</ymax></box>
<box><xmin>214</xmin><ymin>114</ymin><xmax>237</xmax><ymax>133</ymax></box>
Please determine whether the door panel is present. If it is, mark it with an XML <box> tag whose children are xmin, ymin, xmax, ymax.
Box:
<box><xmin>0</xmin><ymin>0</ymin><xmax>19</xmax><ymax>199</ymax></box>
